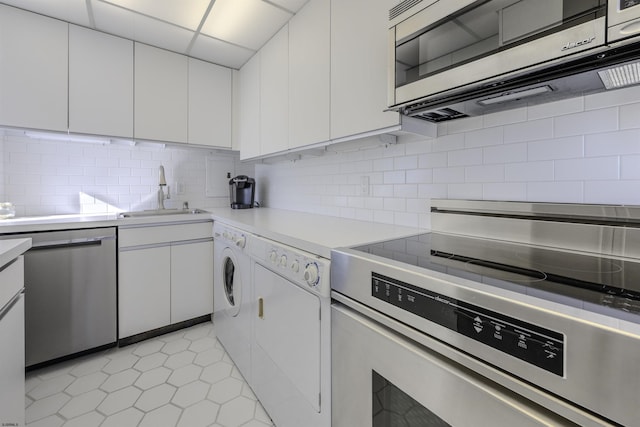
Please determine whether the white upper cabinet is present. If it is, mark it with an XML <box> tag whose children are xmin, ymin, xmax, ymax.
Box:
<box><xmin>188</xmin><ymin>57</ymin><xmax>232</xmax><ymax>148</ymax></box>
<box><xmin>135</xmin><ymin>43</ymin><xmax>188</xmax><ymax>143</ymax></box>
<box><xmin>0</xmin><ymin>4</ymin><xmax>68</xmax><ymax>132</ymax></box>
<box><xmin>260</xmin><ymin>24</ymin><xmax>289</xmax><ymax>155</ymax></box>
<box><xmin>69</xmin><ymin>25</ymin><xmax>134</xmax><ymax>138</ymax></box>
<box><xmin>238</xmin><ymin>53</ymin><xmax>261</xmax><ymax>160</ymax></box>
<box><xmin>330</xmin><ymin>0</ymin><xmax>400</xmax><ymax>140</ymax></box>
<box><xmin>289</xmin><ymin>0</ymin><xmax>330</xmax><ymax>148</ymax></box>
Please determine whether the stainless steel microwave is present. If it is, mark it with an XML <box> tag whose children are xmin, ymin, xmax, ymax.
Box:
<box><xmin>388</xmin><ymin>0</ymin><xmax>640</xmax><ymax>122</ymax></box>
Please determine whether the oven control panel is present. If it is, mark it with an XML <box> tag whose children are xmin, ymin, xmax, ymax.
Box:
<box><xmin>371</xmin><ymin>273</ymin><xmax>565</xmax><ymax>376</ymax></box>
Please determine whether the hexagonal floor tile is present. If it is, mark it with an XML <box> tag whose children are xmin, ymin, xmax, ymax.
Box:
<box><xmin>69</xmin><ymin>356</ymin><xmax>110</xmax><ymax>377</ymax></box>
<box><xmin>217</xmin><ymin>396</ymin><xmax>256</xmax><ymax>426</ymax></box>
<box><xmin>172</xmin><ymin>380</ymin><xmax>210</xmax><ymax>408</ymax></box>
<box><xmin>177</xmin><ymin>399</ymin><xmax>220</xmax><ymax>427</ymax></box>
<box><xmin>135</xmin><ymin>383</ymin><xmax>177</xmax><ymax>412</ymax></box>
<box><xmin>200</xmin><ymin>361</ymin><xmax>233</xmax><ymax>384</ymax></box>
<box><xmin>135</xmin><ymin>366</ymin><xmax>172</xmax><ymax>390</ymax></box>
<box><xmin>134</xmin><ymin>352</ymin><xmax>168</xmax><ymax>372</ymax></box>
<box><xmin>97</xmin><ymin>386</ymin><xmax>142</xmax><ymax>416</ymax></box>
<box><xmin>65</xmin><ymin>371</ymin><xmax>108</xmax><ymax>396</ymax></box>
<box><xmin>100</xmin><ymin>368</ymin><xmax>140</xmax><ymax>393</ymax></box>
<box><xmin>207</xmin><ymin>377</ymin><xmax>243</xmax><ymax>404</ymax></box>
<box><xmin>101</xmin><ymin>407</ymin><xmax>144</xmax><ymax>427</ymax></box>
<box><xmin>133</xmin><ymin>340</ymin><xmax>165</xmax><ymax>357</ymax></box>
<box><xmin>26</xmin><ymin>393</ymin><xmax>70</xmax><ymax>424</ymax></box>
<box><xmin>102</xmin><ymin>353</ymin><xmax>139</xmax><ymax>374</ymax></box>
<box><xmin>164</xmin><ymin>350</ymin><xmax>196</xmax><ymax>370</ymax></box>
<box><xmin>139</xmin><ymin>403</ymin><xmax>183</xmax><ymax>427</ymax></box>
<box><xmin>161</xmin><ymin>338</ymin><xmax>191</xmax><ymax>355</ymax></box>
<box><xmin>62</xmin><ymin>410</ymin><xmax>104</xmax><ymax>427</ymax></box>
<box><xmin>193</xmin><ymin>347</ymin><xmax>224</xmax><ymax>367</ymax></box>
<box><xmin>58</xmin><ymin>389</ymin><xmax>107</xmax><ymax>419</ymax></box>
<box><xmin>167</xmin><ymin>364</ymin><xmax>202</xmax><ymax>387</ymax></box>
<box><xmin>189</xmin><ymin>336</ymin><xmax>217</xmax><ymax>353</ymax></box>
<box><xmin>27</xmin><ymin>374</ymin><xmax>75</xmax><ymax>400</ymax></box>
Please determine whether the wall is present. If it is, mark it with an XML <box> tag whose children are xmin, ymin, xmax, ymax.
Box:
<box><xmin>255</xmin><ymin>86</ymin><xmax>640</xmax><ymax>229</ymax></box>
<box><xmin>0</xmin><ymin>131</ymin><xmax>247</xmax><ymax>217</ymax></box>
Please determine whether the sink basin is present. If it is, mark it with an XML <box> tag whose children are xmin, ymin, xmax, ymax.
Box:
<box><xmin>118</xmin><ymin>208</ymin><xmax>209</xmax><ymax>218</ymax></box>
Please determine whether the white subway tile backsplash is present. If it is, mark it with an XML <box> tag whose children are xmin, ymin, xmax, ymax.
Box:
<box><xmin>483</xmin><ymin>108</ymin><xmax>527</xmax><ymax>128</ymax></box>
<box><xmin>504</xmin><ymin>161</ymin><xmax>554</xmax><ymax>182</ymax></box>
<box><xmin>432</xmin><ymin>133</ymin><xmax>465</xmax><ymax>152</ymax></box>
<box><xmin>406</xmin><ymin>169</ymin><xmax>432</xmax><ymax>184</ymax></box>
<box><xmin>383</xmin><ymin>170</ymin><xmax>405</xmax><ymax>184</ymax></box>
<box><xmin>554</xmin><ymin>108</ymin><xmax>618</xmax><ymax>137</ymax></box>
<box><xmin>585</xmin><ymin>85</ymin><xmax>640</xmax><ymax>110</ymax></box>
<box><xmin>394</xmin><ymin>156</ymin><xmax>418</xmax><ymax>170</ymax></box>
<box><xmin>447</xmin><ymin>183</ymin><xmax>483</xmax><ymax>199</ymax></box>
<box><xmin>585</xmin><ymin>180</ymin><xmax>640</xmax><ymax>204</ymax></box>
<box><xmin>554</xmin><ymin>157</ymin><xmax>619</xmax><ymax>181</ymax></box>
<box><xmin>393</xmin><ymin>184</ymin><xmax>418</xmax><ymax>198</ymax></box>
<box><xmin>447</xmin><ymin>148</ymin><xmax>483</xmax><ymax>166</ymax></box>
<box><xmin>482</xmin><ymin>183</ymin><xmax>527</xmax><ymax>200</ymax></box>
<box><xmin>464</xmin><ymin>126</ymin><xmax>504</xmax><ymax>148</ymax></box>
<box><xmin>585</xmin><ymin>129</ymin><xmax>640</xmax><ymax>156</ymax></box>
<box><xmin>483</xmin><ymin>143</ymin><xmax>527</xmax><ymax>164</ymax></box>
<box><xmin>527</xmin><ymin>182</ymin><xmax>584</xmax><ymax>203</ymax></box>
<box><xmin>465</xmin><ymin>165</ymin><xmax>504</xmax><ymax>183</ymax></box>
<box><xmin>620</xmin><ymin>102</ymin><xmax>640</xmax><ymax>130</ymax></box>
<box><xmin>384</xmin><ymin>198</ymin><xmax>405</xmax><ymax>212</ymax></box>
<box><xmin>504</xmin><ymin>118</ymin><xmax>553</xmax><ymax>143</ymax></box>
<box><xmin>620</xmin><ymin>155</ymin><xmax>640</xmax><ymax>179</ymax></box>
<box><xmin>527</xmin><ymin>97</ymin><xmax>584</xmax><ymax>120</ymax></box>
<box><xmin>527</xmin><ymin>136</ymin><xmax>584</xmax><ymax>161</ymax></box>
<box><xmin>418</xmin><ymin>152</ymin><xmax>448</xmax><ymax>169</ymax></box>
<box><xmin>433</xmin><ymin>167</ymin><xmax>465</xmax><ymax>184</ymax></box>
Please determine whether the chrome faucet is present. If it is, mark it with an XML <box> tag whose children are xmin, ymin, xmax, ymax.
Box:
<box><xmin>157</xmin><ymin>165</ymin><xmax>170</xmax><ymax>209</ymax></box>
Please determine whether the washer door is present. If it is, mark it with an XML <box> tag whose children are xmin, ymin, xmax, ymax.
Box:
<box><xmin>220</xmin><ymin>247</ymin><xmax>242</xmax><ymax>317</ymax></box>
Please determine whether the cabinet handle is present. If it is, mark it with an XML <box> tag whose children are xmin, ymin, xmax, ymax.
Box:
<box><xmin>258</xmin><ymin>297</ymin><xmax>264</xmax><ymax>319</ymax></box>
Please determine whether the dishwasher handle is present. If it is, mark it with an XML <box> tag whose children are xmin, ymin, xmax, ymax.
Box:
<box><xmin>0</xmin><ymin>289</ymin><xmax>24</xmax><ymax>322</ymax></box>
<box><xmin>30</xmin><ymin>235</ymin><xmax>115</xmax><ymax>251</ymax></box>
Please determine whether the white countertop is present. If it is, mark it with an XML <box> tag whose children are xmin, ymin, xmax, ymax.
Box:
<box><xmin>0</xmin><ymin>238</ymin><xmax>32</xmax><ymax>268</ymax></box>
<box><xmin>0</xmin><ymin>208</ymin><xmax>425</xmax><ymax>258</ymax></box>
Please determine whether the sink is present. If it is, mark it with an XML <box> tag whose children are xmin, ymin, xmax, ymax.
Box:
<box><xmin>118</xmin><ymin>208</ymin><xmax>209</xmax><ymax>218</ymax></box>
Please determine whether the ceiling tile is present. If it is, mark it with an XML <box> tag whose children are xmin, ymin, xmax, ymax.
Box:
<box><xmin>201</xmin><ymin>0</ymin><xmax>291</xmax><ymax>51</ymax></box>
<box><xmin>97</xmin><ymin>0</ymin><xmax>211</xmax><ymax>30</ymax></box>
<box><xmin>0</xmin><ymin>0</ymin><xmax>91</xmax><ymax>26</ymax></box>
<box><xmin>267</xmin><ymin>0</ymin><xmax>310</xmax><ymax>14</ymax></box>
<box><xmin>92</xmin><ymin>1</ymin><xmax>194</xmax><ymax>53</ymax></box>
<box><xmin>190</xmin><ymin>34</ymin><xmax>255</xmax><ymax>69</ymax></box>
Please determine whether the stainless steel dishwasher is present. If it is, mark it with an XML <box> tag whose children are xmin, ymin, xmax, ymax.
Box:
<box><xmin>1</xmin><ymin>227</ymin><xmax>117</xmax><ymax>368</ymax></box>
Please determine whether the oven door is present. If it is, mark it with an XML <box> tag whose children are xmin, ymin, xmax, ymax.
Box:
<box><xmin>390</xmin><ymin>0</ymin><xmax>607</xmax><ymax>108</ymax></box>
<box><xmin>332</xmin><ymin>302</ymin><xmax>583</xmax><ymax>427</ymax></box>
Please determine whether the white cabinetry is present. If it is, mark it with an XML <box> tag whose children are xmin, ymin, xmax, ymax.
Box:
<box><xmin>289</xmin><ymin>0</ymin><xmax>330</xmax><ymax>148</ymax></box>
<box><xmin>135</xmin><ymin>43</ymin><xmax>188</xmax><ymax>143</ymax></box>
<box><xmin>0</xmin><ymin>4</ymin><xmax>68</xmax><ymax>132</ymax></box>
<box><xmin>238</xmin><ymin>53</ymin><xmax>261</xmax><ymax>160</ymax></box>
<box><xmin>330</xmin><ymin>0</ymin><xmax>400</xmax><ymax>139</ymax></box>
<box><xmin>118</xmin><ymin>222</ymin><xmax>213</xmax><ymax>339</ymax></box>
<box><xmin>261</xmin><ymin>25</ymin><xmax>289</xmax><ymax>155</ymax></box>
<box><xmin>69</xmin><ymin>25</ymin><xmax>134</xmax><ymax>138</ymax></box>
<box><xmin>188</xmin><ymin>58</ymin><xmax>232</xmax><ymax>148</ymax></box>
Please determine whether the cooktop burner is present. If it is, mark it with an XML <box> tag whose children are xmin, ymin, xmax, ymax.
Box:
<box><xmin>354</xmin><ymin>232</ymin><xmax>640</xmax><ymax>316</ymax></box>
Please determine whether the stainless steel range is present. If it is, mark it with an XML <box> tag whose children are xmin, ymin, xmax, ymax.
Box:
<box><xmin>331</xmin><ymin>200</ymin><xmax>640</xmax><ymax>427</ymax></box>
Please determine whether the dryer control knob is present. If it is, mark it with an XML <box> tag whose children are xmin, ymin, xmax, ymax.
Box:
<box><xmin>269</xmin><ymin>251</ymin><xmax>278</xmax><ymax>263</ymax></box>
<box><xmin>235</xmin><ymin>236</ymin><xmax>246</xmax><ymax>248</ymax></box>
<box><xmin>279</xmin><ymin>255</ymin><xmax>288</xmax><ymax>267</ymax></box>
<box><xmin>223</xmin><ymin>231</ymin><xmax>230</xmax><ymax>240</ymax></box>
<box><xmin>304</xmin><ymin>263</ymin><xmax>320</xmax><ymax>287</ymax></box>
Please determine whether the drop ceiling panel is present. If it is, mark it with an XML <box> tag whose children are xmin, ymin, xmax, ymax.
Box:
<box><xmin>0</xmin><ymin>0</ymin><xmax>90</xmax><ymax>26</ymax></box>
<box><xmin>93</xmin><ymin>1</ymin><xmax>194</xmax><ymax>53</ymax></box>
<box><xmin>201</xmin><ymin>0</ymin><xmax>292</xmax><ymax>50</ymax></box>
<box><xmin>190</xmin><ymin>35</ymin><xmax>255</xmax><ymax>70</ymax></box>
<box><xmin>98</xmin><ymin>0</ymin><xmax>210</xmax><ymax>30</ymax></box>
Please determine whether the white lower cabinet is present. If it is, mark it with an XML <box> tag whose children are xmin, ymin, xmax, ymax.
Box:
<box><xmin>118</xmin><ymin>222</ymin><xmax>213</xmax><ymax>339</ymax></box>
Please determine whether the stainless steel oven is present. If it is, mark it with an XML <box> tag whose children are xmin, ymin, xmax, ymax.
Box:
<box><xmin>331</xmin><ymin>200</ymin><xmax>640</xmax><ymax>427</ymax></box>
<box><xmin>388</xmin><ymin>0</ymin><xmax>640</xmax><ymax>122</ymax></box>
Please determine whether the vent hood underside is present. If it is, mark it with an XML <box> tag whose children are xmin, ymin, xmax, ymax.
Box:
<box><xmin>397</xmin><ymin>42</ymin><xmax>640</xmax><ymax>123</ymax></box>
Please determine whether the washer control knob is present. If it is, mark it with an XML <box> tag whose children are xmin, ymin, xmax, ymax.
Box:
<box><xmin>279</xmin><ymin>255</ymin><xmax>288</xmax><ymax>268</ymax></box>
<box><xmin>235</xmin><ymin>235</ymin><xmax>246</xmax><ymax>248</ymax></box>
<box><xmin>304</xmin><ymin>263</ymin><xmax>320</xmax><ymax>287</ymax></box>
<box><xmin>269</xmin><ymin>251</ymin><xmax>278</xmax><ymax>264</ymax></box>
<box><xmin>223</xmin><ymin>231</ymin><xmax>230</xmax><ymax>240</ymax></box>
<box><xmin>291</xmin><ymin>260</ymin><xmax>300</xmax><ymax>273</ymax></box>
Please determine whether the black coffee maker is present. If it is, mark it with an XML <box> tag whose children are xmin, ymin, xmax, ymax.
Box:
<box><xmin>229</xmin><ymin>175</ymin><xmax>255</xmax><ymax>209</ymax></box>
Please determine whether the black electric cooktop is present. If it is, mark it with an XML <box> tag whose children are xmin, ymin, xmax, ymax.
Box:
<box><xmin>353</xmin><ymin>233</ymin><xmax>640</xmax><ymax>318</ymax></box>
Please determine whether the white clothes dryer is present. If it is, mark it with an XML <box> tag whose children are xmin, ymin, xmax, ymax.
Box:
<box><xmin>213</xmin><ymin>222</ymin><xmax>253</xmax><ymax>383</ymax></box>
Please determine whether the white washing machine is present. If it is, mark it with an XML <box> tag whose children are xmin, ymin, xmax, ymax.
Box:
<box><xmin>250</xmin><ymin>235</ymin><xmax>331</xmax><ymax>427</ymax></box>
<box><xmin>213</xmin><ymin>222</ymin><xmax>253</xmax><ymax>383</ymax></box>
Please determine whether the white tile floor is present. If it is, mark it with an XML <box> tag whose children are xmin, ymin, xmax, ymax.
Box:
<box><xmin>25</xmin><ymin>321</ymin><xmax>274</xmax><ymax>427</ymax></box>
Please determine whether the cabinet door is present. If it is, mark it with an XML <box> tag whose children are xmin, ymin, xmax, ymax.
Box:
<box><xmin>170</xmin><ymin>240</ymin><xmax>214</xmax><ymax>324</ymax></box>
<box><xmin>135</xmin><ymin>43</ymin><xmax>188</xmax><ymax>143</ymax></box>
<box><xmin>289</xmin><ymin>0</ymin><xmax>330</xmax><ymax>148</ymax></box>
<box><xmin>188</xmin><ymin>58</ymin><xmax>232</xmax><ymax>148</ymax></box>
<box><xmin>238</xmin><ymin>53</ymin><xmax>261</xmax><ymax>160</ymax></box>
<box><xmin>260</xmin><ymin>24</ymin><xmax>289</xmax><ymax>155</ymax></box>
<box><xmin>0</xmin><ymin>4</ymin><xmax>68</xmax><ymax>132</ymax></box>
<box><xmin>69</xmin><ymin>25</ymin><xmax>134</xmax><ymax>138</ymax></box>
<box><xmin>119</xmin><ymin>246</ymin><xmax>171</xmax><ymax>338</ymax></box>
<box><xmin>330</xmin><ymin>0</ymin><xmax>400</xmax><ymax>139</ymax></box>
